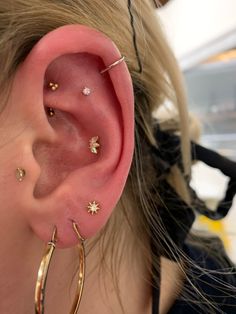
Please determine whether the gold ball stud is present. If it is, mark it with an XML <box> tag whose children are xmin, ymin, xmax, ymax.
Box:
<box><xmin>15</xmin><ymin>168</ymin><xmax>26</xmax><ymax>182</ymax></box>
<box><xmin>49</xmin><ymin>82</ymin><xmax>59</xmax><ymax>91</ymax></box>
<box><xmin>46</xmin><ymin>107</ymin><xmax>55</xmax><ymax>117</ymax></box>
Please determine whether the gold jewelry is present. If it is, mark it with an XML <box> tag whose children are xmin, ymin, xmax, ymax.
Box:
<box><xmin>46</xmin><ymin>107</ymin><xmax>55</xmax><ymax>117</ymax></box>
<box><xmin>15</xmin><ymin>168</ymin><xmax>26</xmax><ymax>182</ymax></box>
<box><xmin>82</xmin><ymin>87</ymin><xmax>91</xmax><ymax>96</ymax></box>
<box><xmin>89</xmin><ymin>136</ymin><xmax>100</xmax><ymax>154</ymax></box>
<box><xmin>48</xmin><ymin>82</ymin><xmax>59</xmax><ymax>91</ymax></box>
<box><xmin>100</xmin><ymin>56</ymin><xmax>125</xmax><ymax>74</ymax></box>
<box><xmin>35</xmin><ymin>224</ymin><xmax>85</xmax><ymax>314</ymax></box>
<box><xmin>87</xmin><ymin>201</ymin><xmax>100</xmax><ymax>215</ymax></box>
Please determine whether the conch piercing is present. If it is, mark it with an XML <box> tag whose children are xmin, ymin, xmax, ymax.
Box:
<box><xmin>100</xmin><ymin>56</ymin><xmax>125</xmax><ymax>74</ymax></box>
<box><xmin>48</xmin><ymin>82</ymin><xmax>59</xmax><ymax>91</ymax></box>
<box><xmin>15</xmin><ymin>168</ymin><xmax>26</xmax><ymax>182</ymax></box>
<box><xmin>82</xmin><ymin>87</ymin><xmax>91</xmax><ymax>96</ymax></box>
<box><xmin>35</xmin><ymin>223</ymin><xmax>85</xmax><ymax>314</ymax></box>
<box><xmin>89</xmin><ymin>136</ymin><xmax>100</xmax><ymax>154</ymax></box>
<box><xmin>87</xmin><ymin>201</ymin><xmax>100</xmax><ymax>215</ymax></box>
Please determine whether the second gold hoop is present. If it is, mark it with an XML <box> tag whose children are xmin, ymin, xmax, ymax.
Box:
<box><xmin>35</xmin><ymin>223</ymin><xmax>85</xmax><ymax>314</ymax></box>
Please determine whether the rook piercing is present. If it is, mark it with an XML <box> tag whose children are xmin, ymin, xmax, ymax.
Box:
<box><xmin>87</xmin><ymin>201</ymin><xmax>100</xmax><ymax>215</ymax></box>
<box><xmin>46</xmin><ymin>107</ymin><xmax>55</xmax><ymax>117</ymax></box>
<box><xmin>15</xmin><ymin>168</ymin><xmax>26</xmax><ymax>182</ymax></box>
<box><xmin>100</xmin><ymin>56</ymin><xmax>125</xmax><ymax>74</ymax></box>
<box><xmin>82</xmin><ymin>87</ymin><xmax>91</xmax><ymax>96</ymax></box>
<box><xmin>48</xmin><ymin>82</ymin><xmax>59</xmax><ymax>91</ymax></box>
<box><xmin>89</xmin><ymin>136</ymin><xmax>100</xmax><ymax>154</ymax></box>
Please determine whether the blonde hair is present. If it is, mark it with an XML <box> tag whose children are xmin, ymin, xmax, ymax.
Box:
<box><xmin>0</xmin><ymin>0</ymin><xmax>205</xmax><ymax>312</ymax></box>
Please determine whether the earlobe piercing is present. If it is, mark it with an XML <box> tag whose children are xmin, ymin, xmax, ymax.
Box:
<box><xmin>35</xmin><ymin>224</ymin><xmax>85</xmax><ymax>314</ymax></box>
<box><xmin>100</xmin><ymin>56</ymin><xmax>125</xmax><ymax>74</ymax></box>
<box><xmin>87</xmin><ymin>201</ymin><xmax>100</xmax><ymax>215</ymax></box>
<box><xmin>15</xmin><ymin>168</ymin><xmax>26</xmax><ymax>182</ymax></box>
<box><xmin>89</xmin><ymin>136</ymin><xmax>100</xmax><ymax>154</ymax></box>
<box><xmin>48</xmin><ymin>82</ymin><xmax>59</xmax><ymax>91</ymax></box>
<box><xmin>82</xmin><ymin>87</ymin><xmax>91</xmax><ymax>96</ymax></box>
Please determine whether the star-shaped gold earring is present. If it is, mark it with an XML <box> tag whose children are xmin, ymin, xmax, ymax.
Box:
<box><xmin>87</xmin><ymin>201</ymin><xmax>100</xmax><ymax>215</ymax></box>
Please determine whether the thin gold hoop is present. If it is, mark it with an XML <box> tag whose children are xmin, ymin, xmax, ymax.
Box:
<box><xmin>35</xmin><ymin>224</ymin><xmax>85</xmax><ymax>314</ymax></box>
<box><xmin>100</xmin><ymin>56</ymin><xmax>125</xmax><ymax>74</ymax></box>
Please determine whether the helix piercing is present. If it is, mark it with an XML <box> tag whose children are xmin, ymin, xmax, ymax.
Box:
<box><xmin>48</xmin><ymin>82</ymin><xmax>59</xmax><ymax>91</ymax></box>
<box><xmin>89</xmin><ymin>136</ymin><xmax>100</xmax><ymax>154</ymax></box>
<box><xmin>82</xmin><ymin>87</ymin><xmax>91</xmax><ymax>96</ymax></box>
<box><xmin>87</xmin><ymin>201</ymin><xmax>100</xmax><ymax>215</ymax></box>
<box><xmin>15</xmin><ymin>168</ymin><xmax>26</xmax><ymax>182</ymax></box>
<box><xmin>100</xmin><ymin>56</ymin><xmax>125</xmax><ymax>74</ymax></box>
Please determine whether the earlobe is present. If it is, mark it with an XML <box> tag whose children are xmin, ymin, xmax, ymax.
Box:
<box><xmin>10</xmin><ymin>25</ymin><xmax>134</xmax><ymax>247</ymax></box>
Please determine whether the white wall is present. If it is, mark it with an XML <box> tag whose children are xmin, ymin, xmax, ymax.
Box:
<box><xmin>157</xmin><ymin>0</ymin><xmax>236</xmax><ymax>69</ymax></box>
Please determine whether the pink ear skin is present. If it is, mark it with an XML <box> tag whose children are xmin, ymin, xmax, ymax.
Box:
<box><xmin>8</xmin><ymin>25</ymin><xmax>134</xmax><ymax>248</ymax></box>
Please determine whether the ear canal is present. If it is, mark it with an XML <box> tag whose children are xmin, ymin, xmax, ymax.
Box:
<box><xmin>16</xmin><ymin>25</ymin><xmax>134</xmax><ymax>248</ymax></box>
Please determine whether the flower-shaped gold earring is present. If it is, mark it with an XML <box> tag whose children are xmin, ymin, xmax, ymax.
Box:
<box><xmin>89</xmin><ymin>136</ymin><xmax>100</xmax><ymax>154</ymax></box>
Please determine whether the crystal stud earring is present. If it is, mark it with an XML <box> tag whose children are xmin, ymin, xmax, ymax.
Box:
<box><xmin>82</xmin><ymin>87</ymin><xmax>91</xmax><ymax>96</ymax></box>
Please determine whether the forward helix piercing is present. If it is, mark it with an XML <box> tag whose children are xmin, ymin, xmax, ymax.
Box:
<box><xmin>48</xmin><ymin>82</ymin><xmax>59</xmax><ymax>91</ymax></box>
<box><xmin>100</xmin><ymin>56</ymin><xmax>125</xmax><ymax>74</ymax></box>
<box><xmin>89</xmin><ymin>136</ymin><xmax>100</xmax><ymax>154</ymax></box>
<box><xmin>15</xmin><ymin>168</ymin><xmax>26</xmax><ymax>182</ymax></box>
<box><xmin>35</xmin><ymin>223</ymin><xmax>85</xmax><ymax>314</ymax></box>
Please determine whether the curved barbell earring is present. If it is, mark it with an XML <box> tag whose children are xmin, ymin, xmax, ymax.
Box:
<box><xmin>35</xmin><ymin>222</ymin><xmax>85</xmax><ymax>314</ymax></box>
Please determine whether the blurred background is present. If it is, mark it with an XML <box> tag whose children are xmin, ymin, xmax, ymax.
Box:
<box><xmin>157</xmin><ymin>0</ymin><xmax>236</xmax><ymax>261</ymax></box>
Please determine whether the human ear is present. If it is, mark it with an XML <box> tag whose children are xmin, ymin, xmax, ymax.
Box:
<box><xmin>4</xmin><ymin>25</ymin><xmax>134</xmax><ymax>248</ymax></box>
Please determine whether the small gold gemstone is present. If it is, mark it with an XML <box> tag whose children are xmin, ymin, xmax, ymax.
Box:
<box><xmin>15</xmin><ymin>168</ymin><xmax>26</xmax><ymax>182</ymax></box>
<box><xmin>89</xmin><ymin>136</ymin><xmax>100</xmax><ymax>154</ymax></box>
<box><xmin>87</xmin><ymin>201</ymin><xmax>100</xmax><ymax>215</ymax></box>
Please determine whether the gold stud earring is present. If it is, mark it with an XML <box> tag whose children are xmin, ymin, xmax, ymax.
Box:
<box><xmin>15</xmin><ymin>168</ymin><xmax>26</xmax><ymax>182</ymax></box>
<box><xmin>82</xmin><ymin>87</ymin><xmax>91</xmax><ymax>96</ymax></box>
<box><xmin>48</xmin><ymin>82</ymin><xmax>59</xmax><ymax>91</ymax></box>
<box><xmin>46</xmin><ymin>107</ymin><xmax>55</xmax><ymax>117</ymax></box>
<box><xmin>87</xmin><ymin>201</ymin><xmax>100</xmax><ymax>215</ymax></box>
<box><xmin>89</xmin><ymin>136</ymin><xmax>100</xmax><ymax>154</ymax></box>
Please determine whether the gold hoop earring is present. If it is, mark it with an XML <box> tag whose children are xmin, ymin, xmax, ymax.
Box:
<box><xmin>100</xmin><ymin>56</ymin><xmax>125</xmax><ymax>74</ymax></box>
<box><xmin>35</xmin><ymin>223</ymin><xmax>85</xmax><ymax>314</ymax></box>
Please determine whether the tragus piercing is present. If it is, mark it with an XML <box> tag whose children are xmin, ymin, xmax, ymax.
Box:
<box><xmin>87</xmin><ymin>201</ymin><xmax>100</xmax><ymax>215</ymax></box>
<box><xmin>89</xmin><ymin>136</ymin><xmax>100</xmax><ymax>154</ymax></box>
<box><xmin>15</xmin><ymin>168</ymin><xmax>26</xmax><ymax>182</ymax></box>
<box><xmin>82</xmin><ymin>87</ymin><xmax>91</xmax><ymax>96</ymax></box>
<box><xmin>100</xmin><ymin>56</ymin><xmax>125</xmax><ymax>74</ymax></box>
<box><xmin>48</xmin><ymin>82</ymin><xmax>59</xmax><ymax>91</ymax></box>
